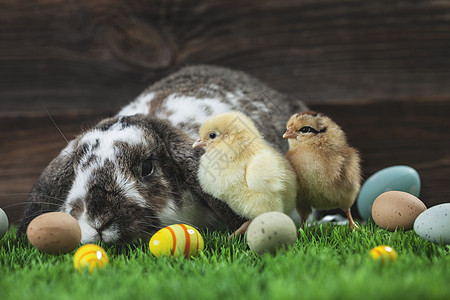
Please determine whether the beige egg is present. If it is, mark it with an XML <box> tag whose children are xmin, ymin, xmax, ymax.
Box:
<box><xmin>27</xmin><ymin>212</ymin><xmax>81</xmax><ymax>254</ymax></box>
<box><xmin>372</xmin><ymin>191</ymin><xmax>426</xmax><ymax>231</ymax></box>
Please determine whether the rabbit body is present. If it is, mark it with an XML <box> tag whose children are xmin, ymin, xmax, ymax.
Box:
<box><xmin>18</xmin><ymin>65</ymin><xmax>306</xmax><ymax>244</ymax></box>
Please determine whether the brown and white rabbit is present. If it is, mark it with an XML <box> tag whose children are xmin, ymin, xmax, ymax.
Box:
<box><xmin>17</xmin><ymin>65</ymin><xmax>307</xmax><ymax>244</ymax></box>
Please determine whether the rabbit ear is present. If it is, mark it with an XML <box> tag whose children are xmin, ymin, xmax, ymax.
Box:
<box><xmin>154</xmin><ymin>120</ymin><xmax>248</xmax><ymax>231</ymax></box>
<box><xmin>17</xmin><ymin>141</ymin><xmax>76</xmax><ymax>236</ymax></box>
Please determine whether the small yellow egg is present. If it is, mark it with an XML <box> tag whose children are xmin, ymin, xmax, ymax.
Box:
<box><xmin>149</xmin><ymin>224</ymin><xmax>204</xmax><ymax>258</ymax></box>
<box><xmin>369</xmin><ymin>245</ymin><xmax>398</xmax><ymax>264</ymax></box>
<box><xmin>73</xmin><ymin>244</ymin><xmax>109</xmax><ymax>273</ymax></box>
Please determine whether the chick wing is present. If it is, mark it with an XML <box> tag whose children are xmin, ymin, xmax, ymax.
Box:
<box><xmin>245</xmin><ymin>148</ymin><xmax>290</xmax><ymax>194</ymax></box>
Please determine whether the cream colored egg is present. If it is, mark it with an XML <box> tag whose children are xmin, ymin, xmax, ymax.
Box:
<box><xmin>27</xmin><ymin>212</ymin><xmax>81</xmax><ymax>254</ymax></box>
<box><xmin>0</xmin><ymin>208</ymin><xmax>8</xmax><ymax>239</ymax></box>
<box><xmin>246</xmin><ymin>212</ymin><xmax>297</xmax><ymax>255</ymax></box>
<box><xmin>372</xmin><ymin>191</ymin><xmax>426</xmax><ymax>231</ymax></box>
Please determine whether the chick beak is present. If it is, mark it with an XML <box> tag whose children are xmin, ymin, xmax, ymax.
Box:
<box><xmin>192</xmin><ymin>138</ymin><xmax>207</xmax><ymax>149</ymax></box>
<box><xmin>283</xmin><ymin>127</ymin><xmax>297</xmax><ymax>139</ymax></box>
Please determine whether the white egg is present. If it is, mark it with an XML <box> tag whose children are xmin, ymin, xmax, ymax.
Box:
<box><xmin>0</xmin><ymin>208</ymin><xmax>8</xmax><ymax>239</ymax></box>
<box><xmin>246</xmin><ymin>211</ymin><xmax>297</xmax><ymax>255</ymax></box>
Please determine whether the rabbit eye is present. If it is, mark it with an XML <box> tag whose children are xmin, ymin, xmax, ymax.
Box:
<box><xmin>209</xmin><ymin>132</ymin><xmax>217</xmax><ymax>139</ymax></box>
<box><xmin>142</xmin><ymin>158</ymin><xmax>155</xmax><ymax>177</ymax></box>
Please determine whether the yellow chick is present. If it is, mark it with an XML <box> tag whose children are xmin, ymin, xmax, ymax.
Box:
<box><xmin>283</xmin><ymin>111</ymin><xmax>361</xmax><ymax>231</ymax></box>
<box><xmin>193</xmin><ymin>111</ymin><xmax>298</xmax><ymax>235</ymax></box>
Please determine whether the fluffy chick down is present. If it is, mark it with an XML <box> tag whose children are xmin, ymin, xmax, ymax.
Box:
<box><xmin>193</xmin><ymin>111</ymin><xmax>298</xmax><ymax>220</ymax></box>
<box><xmin>284</xmin><ymin>111</ymin><xmax>361</xmax><ymax>230</ymax></box>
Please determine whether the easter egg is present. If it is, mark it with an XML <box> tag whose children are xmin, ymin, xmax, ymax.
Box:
<box><xmin>372</xmin><ymin>191</ymin><xmax>426</xmax><ymax>231</ymax></box>
<box><xmin>357</xmin><ymin>165</ymin><xmax>421</xmax><ymax>220</ymax></box>
<box><xmin>246</xmin><ymin>212</ymin><xmax>297</xmax><ymax>255</ymax></box>
<box><xmin>369</xmin><ymin>245</ymin><xmax>398</xmax><ymax>264</ymax></box>
<box><xmin>74</xmin><ymin>244</ymin><xmax>109</xmax><ymax>273</ymax></box>
<box><xmin>149</xmin><ymin>224</ymin><xmax>204</xmax><ymax>258</ymax></box>
<box><xmin>0</xmin><ymin>208</ymin><xmax>8</xmax><ymax>239</ymax></box>
<box><xmin>414</xmin><ymin>203</ymin><xmax>450</xmax><ymax>245</ymax></box>
<box><xmin>27</xmin><ymin>212</ymin><xmax>81</xmax><ymax>254</ymax></box>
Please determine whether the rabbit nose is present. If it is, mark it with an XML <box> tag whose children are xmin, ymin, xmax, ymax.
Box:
<box><xmin>96</xmin><ymin>229</ymin><xmax>104</xmax><ymax>242</ymax></box>
<box><xmin>90</xmin><ymin>217</ymin><xmax>114</xmax><ymax>242</ymax></box>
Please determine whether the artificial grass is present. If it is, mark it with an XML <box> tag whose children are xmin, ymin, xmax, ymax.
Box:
<box><xmin>0</xmin><ymin>223</ymin><xmax>449</xmax><ymax>300</ymax></box>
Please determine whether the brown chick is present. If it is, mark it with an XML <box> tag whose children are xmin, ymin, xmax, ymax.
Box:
<box><xmin>283</xmin><ymin>111</ymin><xmax>361</xmax><ymax>231</ymax></box>
<box><xmin>193</xmin><ymin>111</ymin><xmax>298</xmax><ymax>236</ymax></box>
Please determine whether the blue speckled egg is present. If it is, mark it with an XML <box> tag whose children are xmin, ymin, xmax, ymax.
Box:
<box><xmin>357</xmin><ymin>165</ymin><xmax>421</xmax><ymax>220</ymax></box>
<box><xmin>414</xmin><ymin>203</ymin><xmax>450</xmax><ymax>245</ymax></box>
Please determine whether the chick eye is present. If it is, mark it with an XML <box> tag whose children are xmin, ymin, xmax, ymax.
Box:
<box><xmin>299</xmin><ymin>126</ymin><xmax>318</xmax><ymax>134</ymax></box>
<box><xmin>142</xmin><ymin>157</ymin><xmax>155</xmax><ymax>177</ymax></box>
<box><xmin>209</xmin><ymin>132</ymin><xmax>217</xmax><ymax>139</ymax></box>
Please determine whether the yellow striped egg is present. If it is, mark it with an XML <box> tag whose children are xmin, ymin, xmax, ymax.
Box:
<box><xmin>369</xmin><ymin>245</ymin><xmax>398</xmax><ymax>264</ymax></box>
<box><xmin>73</xmin><ymin>244</ymin><xmax>109</xmax><ymax>273</ymax></box>
<box><xmin>149</xmin><ymin>224</ymin><xmax>204</xmax><ymax>258</ymax></box>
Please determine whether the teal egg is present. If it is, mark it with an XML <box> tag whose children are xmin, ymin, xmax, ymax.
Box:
<box><xmin>357</xmin><ymin>165</ymin><xmax>421</xmax><ymax>220</ymax></box>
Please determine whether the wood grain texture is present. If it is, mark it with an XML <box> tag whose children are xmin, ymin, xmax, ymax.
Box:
<box><xmin>2</xmin><ymin>0</ymin><xmax>450</xmax><ymax>115</ymax></box>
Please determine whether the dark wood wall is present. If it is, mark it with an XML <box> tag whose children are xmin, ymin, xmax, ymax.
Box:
<box><xmin>1</xmin><ymin>0</ymin><xmax>449</xmax><ymax>225</ymax></box>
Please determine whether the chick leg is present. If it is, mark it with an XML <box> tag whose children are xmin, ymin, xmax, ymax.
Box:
<box><xmin>229</xmin><ymin>220</ymin><xmax>251</xmax><ymax>239</ymax></box>
<box><xmin>344</xmin><ymin>208</ymin><xmax>359</xmax><ymax>231</ymax></box>
<box><xmin>298</xmin><ymin>212</ymin><xmax>310</xmax><ymax>229</ymax></box>
<box><xmin>296</xmin><ymin>198</ymin><xmax>312</xmax><ymax>230</ymax></box>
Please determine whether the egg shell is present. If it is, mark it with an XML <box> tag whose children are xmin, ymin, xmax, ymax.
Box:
<box><xmin>357</xmin><ymin>165</ymin><xmax>421</xmax><ymax>220</ymax></box>
<box><xmin>73</xmin><ymin>244</ymin><xmax>109</xmax><ymax>273</ymax></box>
<box><xmin>369</xmin><ymin>245</ymin><xmax>398</xmax><ymax>264</ymax></box>
<box><xmin>372</xmin><ymin>191</ymin><xmax>426</xmax><ymax>231</ymax></box>
<box><xmin>414</xmin><ymin>203</ymin><xmax>450</xmax><ymax>245</ymax></box>
<box><xmin>27</xmin><ymin>212</ymin><xmax>81</xmax><ymax>254</ymax></box>
<box><xmin>0</xmin><ymin>208</ymin><xmax>8</xmax><ymax>239</ymax></box>
<box><xmin>149</xmin><ymin>224</ymin><xmax>204</xmax><ymax>258</ymax></box>
<box><xmin>246</xmin><ymin>212</ymin><xmax>297</xmax><ymax>255</ymax></box>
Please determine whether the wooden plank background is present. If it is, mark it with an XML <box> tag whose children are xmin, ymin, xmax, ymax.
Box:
<box><xmin>1</xmin><ymin>0</ymin><xmax>449</xmax><ymax>225</ymax></box>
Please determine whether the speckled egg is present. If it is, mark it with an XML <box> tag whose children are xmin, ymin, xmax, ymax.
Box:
<box><xmin>0</xmin><ymin>208</ymin><xmax>8</xmax><ymax>239</ymax></box>
<box><xmin>414</xmin><ymin>203</ymin><xmax>450</xmax><ymax>245</ymax></box>
<box><xmin>372</xmin><ymin>191</ymin><xmax>427</xmax><ymax>231</ymax></box>
<box><xmin>246</xmin><ymin>212</ymin><xmax>297</xmax><ymax>255</ymax></box>
<box><xmin>74</xmin><ymin>244</ymin><xmax>109</xmax><ymax>273</ymax></box>
<box><xmin>149</xmin><ymin>224</ymin><xmax>204</xmax><ymax>258</ymax></box>
<box><xmin>27</xmin><ymin>212</ymin><xmax>82</xmax><ymax>254</ymax></box>
<box><xmin>357</xmin><ymin>165</ymin><xmax>421</xmax><ymax>220</ymax></box>
<box><xmin>369</xmin><ymin>245</ymin><xmax>398</xmax><ymax>264</ymax></box>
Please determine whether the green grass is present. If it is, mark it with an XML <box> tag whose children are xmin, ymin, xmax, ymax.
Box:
<box><xmin>1</xmin><ymin>223</ymin><xmax>449</xmax><ymax>300</ymax></box>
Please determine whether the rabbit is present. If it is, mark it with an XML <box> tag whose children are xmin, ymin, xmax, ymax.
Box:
<box><xmin>17</xmin><ymin>65</ymin><xmax>308</xmax><ymax>244</ymax></box>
